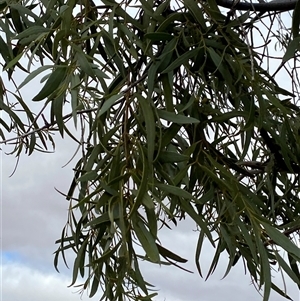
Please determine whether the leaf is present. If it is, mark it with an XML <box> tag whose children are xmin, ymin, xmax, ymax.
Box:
<box><xmin>162</xmin><ymin>48</ymin><xmax>200</xmax><ymax>73</ymax></box>
<box><xmin>97</xmin><ymin>94</ymin><xmax>123</xmax><ymax>117</ymax></box>
<box><xmin>195</xmin><ymin>231</ymin><xmax>205</xmax><ymax>277</ymax></box>
<box><xmin>292</xmin><ymin>0</ymin><xmax>300</xmax><ymax>38</ymax></box>
<box><xmin>211</xmin><ymin>110</ymin><xmax>248</xmax><ymax>122</ymax></box>
<box><xmin>132</xmin><ymin>213</ymin><xmax>160</xmax><ymax>263</ymax></box>
<box><xmin>28</xmin><ymin>132</ymin><xmax>36</xmax><ymax>156</ymax></box>
<box><xmin>275</xmin><ymin>252</ymin><xmax>300</xmax><ymax>285</ymax></box>
<box><xmin>282</xmin><ymin>37</ymin><xmax>300</xmax><ymax>63</ymax></box>
<box><xmin>131</xmin><ymin>142</ymin><xmax>149</xmax><ymax>213</ymax></box>
<box><xmin>181</xmin><ymin>200</ymin><xmax>215</xmax><ymax>246</ymax></box>
<box><xmin>257</xmin><ymin>240</ymin><xmax>271</xmax><ymax>301</ymax></box>
<box><xmin>184</xmin><ymin>0</ymin><xmax>206</xmax><ymax>29</ymax></box>
<box><xmin>10</xmin><ymin>3</ymin><xmax>41</xmax><ymax>23</ymax></box>
<box><xmin>70</xmin><ymin>238</ymin><xmax>89</xmax><ymax>286</ymax></box>
<box><xmin>207</xmin><ymin>48</ymin><xmax>231</xmax><ymax>84</ymax></box>
<box><xmin>77</xmin><ymin>170</ymin><xmax>98</xmax><ymax>182</ymax></box>
<box><xmin>0</xmin><ymin>101</ymin><xmax>25</xmax><ymax>131</ymax></box>
<box><xmin>262</xmin><ymin>222</ymin><xmax>300</xmax><ymax>260</ymax></box>
<box><xmin>157</xmin><ymin>110</ymin><xmax>199</xmax><ymax>124</ymax></box>
<box><xmin>51</xmin><ymin>94</ymin><xmax>65</xmax><ymax>136</ymax></box>
<box><xmin>136</xmin><ymin>93</ymin><xmax>156</xmax><ymax>164</ymax></box>
<box><xmin>70</xmin><ymin>73</ymin><xmax>80</xmax><ymax>128</ymax></box>
<box><xmin>156</xmin><ymin>12</ymin><xmax>186</xmax><ymax>32</ymax></box>
<box><xmin>156</xmin><ymin>244</ymin><xmax>188</xmax><ymax>263</ymax></box>
<box><xmin>145</xmin><ymin>205</ymin><xmax>157</xmax><ymax>239</ymax></box>
<box><xmin>75</xmin><ymin>49</ymin><xmax>96</xmax><ymax>79</ymax></box>
<box><xmin>271</xmin><ymin>283</ymin><xmax>293</xmax><ymax>301</ymax></box>
<box><xmin>156</xmin><ymin>183</ymin><xmax>194</xmax><ymax>199</ymax></box>
<box><xmin>14</xmin><ymin>26</ymin><xmax>50</xmax><ymax>40</ymax></box>
<box><xmin>3</xmin><ymin>52</ymin><xmax>22</xmax><ymax>70</ymax></box>
<box><xmin>89</xmin><ymin>274</ymin><xmax>100</xmax><ymax>298</ymax></box>
<box><xmin>33</xmin><ymin>66</ymin><xmax>67</xmax><ymax>101</ymax></box>
<box><xmin>0</xmin><ymin>35</ymin><xmax>12</xmax><ymax>63</ymax></box>
<box><xmin>18</xmin><ymin>65</ymin><xmax>53</xmax><ymax>89</ymax></box>
<box><xmin>161</xmin><ymin>73</ymin><xmax>173</xmax><ymax>112</ymax></box>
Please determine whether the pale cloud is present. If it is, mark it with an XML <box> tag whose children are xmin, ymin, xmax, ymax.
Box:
<box><xmin>2</xmin><ymin>261</ymin><xmax>99</xmax><ymax>301</ymax></box>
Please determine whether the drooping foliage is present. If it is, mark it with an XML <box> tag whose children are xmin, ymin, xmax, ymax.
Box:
<box><xmin>1</xmin><ymin>0</ymin><xmax>300</xmax><ymax>300</ymax></box>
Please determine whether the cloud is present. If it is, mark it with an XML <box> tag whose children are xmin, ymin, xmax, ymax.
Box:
<box><xmin>2</xmin><ymin>260</ymin><xmax>98</xmax><ymax>301</ymax></box>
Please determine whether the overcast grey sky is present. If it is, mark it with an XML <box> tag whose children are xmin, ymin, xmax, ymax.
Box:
<box><xmin>1</xmin><ymin>4</ymin><xmax>300</xmax><ymax>301</ymax></box>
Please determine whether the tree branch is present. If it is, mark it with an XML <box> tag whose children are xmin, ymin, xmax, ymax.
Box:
<box><xmin>215</xmin><ymin>0</ymin><xmax>297</xmax><ymax>12</ymax></box>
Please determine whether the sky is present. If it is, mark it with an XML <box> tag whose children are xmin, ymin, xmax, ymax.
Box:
<box><xmin>1</xmin><ymin>3</ymin><xmax>300</xmax><ymax>301</ymax></box>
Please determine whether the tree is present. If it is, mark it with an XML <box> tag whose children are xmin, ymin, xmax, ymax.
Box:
<box><xmin>1</xmin><ymin>0</ymin><xmax>300</xmax><ymax>300</ymax></box>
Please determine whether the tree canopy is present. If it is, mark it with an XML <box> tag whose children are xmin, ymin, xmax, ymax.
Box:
<box><xmin>1</xmin><ymin>0</ymin><xmax>300</xmax><ymax>300</ymax></box>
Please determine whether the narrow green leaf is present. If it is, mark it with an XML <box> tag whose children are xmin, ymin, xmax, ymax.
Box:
<box><xmin>70</xmin><ymin>73</ymin><xmax>80</xmax><ymax>128</ymax></box>
<box><xmin>156</xmin><ymin>12</ymin><xmax>186</xmax><ymax>32</ymax></box>
<box><xmin>28</xmin><ymin>132</ymin><xmax>36</xmax><ymax>156</ymax></box>
<box><xmin>184</xmin><ymin>0</ymin><xmax>206</xmax><ymax>29</ymax></box>
<box><xmin>132</xmin><ymin>256</ymin><xmax>148</xmax><ymax>293</ymax></box>
<box><xmin>180</xmin><ymin>200</ymin><xmax>215</xmax><ymax>246</ymax></box>
<box><xmin>52</xmin><ymin>94</ymin><xmax>65</xmax><ymax>136</ymax></box>
<box><xmin>76</xmin><ymin>49</ymin><xmax>95</xmax><ymax>78</ymax></box>
<box><xmin>136</xmin><ymin>94</ymin><xmax>156</xmax><ymax>164</ymax></box>
<box><xmin>89</xmin><ymin>274</ymin><xmax>100</xmax><ymax>298</ymax></box>
<box><xmin>195</xmin><ymin>231</ymin><xmax>205</xmax><ymax>277</ymax></box>
<box><xmin>97</xmin><ymin>94</ymin><xmax>123</xmax><ymax>117</ymax></box>
<box><xmin>85</xmin><ymin>212</ymin><xmax>111</xmax><ymax>228</ymax></box>
<box><xmin>161</xmin><ymin>73</ymin><xmax>173</xmax><ymax>112</ymax></box>
<box><xmin>275</xmin><ymin>252</ymin><xmax>300</xmax><ymax>285</ymax></box>
<box><xmin>132</xmin><ymin>213</ymin><xmax>160</xmax><ymax>263</ymax></box>
<box><xmin>156</xmin><ymin>183</ymin><xmax>193</xmax><ymax>199</ymax></box>
<box><xmin>33</xmin><ymin>66</ymin><xmax>67</xmax><ymax>101</ymax></box>
<box><xmin>3</xmin><ymin>52</ymin><xmax>22</xmax><ymax>71</ymax></box>
<box><xmin>156</xmin><ymin>244</ymin><xmax>188</xmax><ymax>263</ymax></box>
<box><xmin>145</xmin><ymin>205</ymin><xmax>157</xmax><ymax>239</ymax></box>
<box><xmin>271</xmin><ymin>283</ymin><xmax>293</xmax><ymax>300</ymax></box>
<box><xmin>0</xmin><ymin>35</ymin><xmax>12</xmax><ymax>63</ymax></box>
<box><xmin>14</xmin><ymin>26</ymin><xmax>49</xmax><ymax>40</ymax></box>
<box><xmin>211</xmin><ymin>110</ymin><xmax>248</xmax><ymax>122</ymax></box>
<box><xmin>282</xmin><ymin>37</ymin><xmax>300</xmax><ymax>63</ymax></box>
<box><xmin>131</xmin><ymin>142</ymin><xmax>149</xmax><ymax>213</ymax></box>
<box><xmin>161</xmin><ymin>123</ymin><xmax>182</xmax><ymax>149</ymax></box>
<box><xmin>10</xmin><ymin>3</ymin><xmax>41</xmax><ymax>23</ymax></box>
<box><xmin>77</xmin><ymin>170</ymin><xmax>98</xmax><ymax>182</ymax></box>
<box><xmin>70</xmin><ymin>238</ymin><xmax>89</xmax><ymax>286</ymax></box>
<box><xmin>292</xmin><ymin>0</ymin><xmax>300</xmax><ymax>38</ymax></box>
<box><xmin>262</xmin><ymin>222</ymin><xmax>300</xmax><ymax>259</ymax></box>
<box><xmin>258</xmin><ymin>241</ymin><xmax>271</xmax><ymax>301</ymax></box>
<box><xmin>206</xmin><ymin>240</ymin><xmax>225</xmax><ymax>279</ymax></box>
<box><xmin>18</xmin><ymin>65</ymin><xmax>53</xmax><ymax>90</ymax></box>
<box><xmin>0</xmin><ymin>101</ymin><xmax>25</xmax><ymax>131</ymax></box>
<box><xmin>162</xmin><ymin>48</ymin><xmax>199</xmax><ymax>74</ymax></box>
<box><xmin>207</xmin><ymin>48</ymin><xmax>231</xmax><ymax>84</ymax></box>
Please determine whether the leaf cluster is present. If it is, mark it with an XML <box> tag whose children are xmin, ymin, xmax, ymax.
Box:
<box><xmin>1</xmin><ymin>0</ymin><xmax>300</xmax><ymax>300</ymax></box>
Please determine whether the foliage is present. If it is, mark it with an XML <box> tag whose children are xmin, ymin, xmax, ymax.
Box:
<box><xmin>1</xmin><ymin>0</ymin><xmax>300</xmax><ymax>300</ymax></box>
